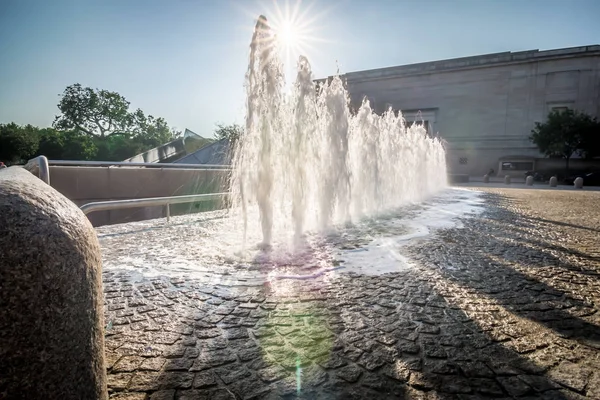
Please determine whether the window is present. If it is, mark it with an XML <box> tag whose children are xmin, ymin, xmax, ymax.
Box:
<box><xmin>501</xmin><ymin>162</ymin><xmax>533</xmax><ymax>171</ymax></box>
<box><xmin>459</xmin><ymin>157</ymin><xmax>468</xmax><ymax>165</ymax></box>
<box><xmin>547</xmin><ymin>101</ymin><xmax>573</xmax><ymax>115</ymax></box>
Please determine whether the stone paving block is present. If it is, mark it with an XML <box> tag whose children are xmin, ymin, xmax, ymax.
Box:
<box><xmin>129</xmin><ymin>371</ymin><xmax>161</xmax><ymax>391</ymax></box>
<box><xmin>215</xmin><ymin>365</ymin><xmax>252</xmax><ymax>385</ymax></box>
<box><xmin>164</xmin><ymin>358</ymin><xmax>193</xmax><ymax>371</ymax></box>
<box><xmin>193</xmin><ymin>371</ymin><xmax>217</xmax><ymax>388</ymax></box>
<box><xmin>112</xmin><ymin>355</ymin><xmax>145</xmax><ymax>373</ymax></box>
<box><xmin>107</xmin><ymin>373</ymin><xmax>134</xmax><ymax>391</ymax></box>
<box><xmin>148</xmin><ymin>390</ymin><xmax>175</xmax><ymax>400</ymax></box>
<box><xmin>139</xmin><ymin>357</ymin><xmax>166</xmax><ymax>371</ymax></box>
<box><xmin>335</xmin><ymin>364</ymin><xmax>362</xmax><ymax>383</ymax></box>
<box><xmin>175</xmin><ymin>390</ymin><xmax>211</xmax><ymax>400</ymax></box>
<box><xmin>257</xmin><ymin>366</ymin><xmax>288</xmax><ymax>383</ymax></box>
<box><xmin>497</xmin><ymin>376</ymin><xmax>534</xmax><ymax>397</ymax></box>
<box><xmin>109</xmin><ymin>393</ymin><xmax>147</xmax><ymax>400</ymax></box>
<box><xmin>547</xmin><ymin>361</ymin><xmax>593</xmax><ymax>393</ymax></box>
<box><xmin>101</xmin><ymin>189</ymin><xmax>600</xmax><ymax>399</ymax></box>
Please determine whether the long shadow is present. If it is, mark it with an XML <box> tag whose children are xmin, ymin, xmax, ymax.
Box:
<box><xmin>492</xmin><ymin>231</ymin><xmax>600</xmax><ymax>274</ymax></box>
<box><xmin>101</xmin><ymin>264</ymin><xmax>574</xmax><ymax>399</ymax></box>
<box><xmin>497</xmin><ymin>213</ymin><xmax>600</xmax><ymax>266</ymax></box>
<box><xmin>526</xmin><ymin>215</ymin><xmax>600</xmax><ymax>235</ymax></box>
<box><xmin>412</xmin><ymin>192</ymin><xmax>600</xmax><ymax>345</ymax></box>
<box><xmin>469</xmin><ymin>209</ymin><xmax>600</xmax><ymax>275</ymax></box>
<box><xmin>98</xmin><ymin>189</ymin><xmax>598</xmax><ymax>399</ymax></box>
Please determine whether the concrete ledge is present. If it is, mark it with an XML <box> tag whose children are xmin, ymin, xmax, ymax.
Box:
<box><xmin>0</xmin><ymin>167</ymin><xmax>107</xmax><ymax>399</ymax></box>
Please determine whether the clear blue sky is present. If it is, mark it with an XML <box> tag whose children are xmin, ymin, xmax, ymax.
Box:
<box><xmin>1</xmin><ymin>0</ymin><xmax>599</xmax><ymax>137</ymax></box>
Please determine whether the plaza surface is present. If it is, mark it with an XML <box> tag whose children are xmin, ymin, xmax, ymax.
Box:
<box><xmin>99</xmin><ymin>187</ymin><xmax>600</xmax><ymax>399</ymax></box>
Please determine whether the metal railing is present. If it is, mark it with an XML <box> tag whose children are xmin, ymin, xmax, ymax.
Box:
<box><xmin>24</xmin><ymin>156</ymin><xmax>50</xmax><ymax>185</ymax></box>
<box><xmin>23</xmin><ymin>156</ymin><xmax>231</xmax><ymax>186</ymax></box>
<box><xmin>80</xmin><ymin>192</ymin><xmax>230</xmax><ymax>222</ymax></box>
<box><xmin>47</xmin><ymin>160</ymin><xmax>231</xmax><ymax>170</ymax></box>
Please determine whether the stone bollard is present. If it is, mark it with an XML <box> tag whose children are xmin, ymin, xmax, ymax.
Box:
<box><xmin>483</xmin><ymin>174</ymin><xmax>490</xmax><ymax>183</ymax></box>
<box><xmin>525</xmin><ymin>175</ymin><xmax>534</xmax><ymax>186</ymax></box>
<box><xmin>549</xmin><ymin>176</ymin><xmax>558</xmax><ymax>187</ymax></box>
<box><xmin>574</xmin><ymin>177</ymin><xmax>584</xmax><ymax>189</ymax></box>
<box><xmin>0</xmin><ymin>167</ymin><xmax>107</xmax><ymax>399</ymax></box>
<box><xmin>504</xmin><ymin>175</ymin><xmax>511</xmax><ymax>185</ymax></box>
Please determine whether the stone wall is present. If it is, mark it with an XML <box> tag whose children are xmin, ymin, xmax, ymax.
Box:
<box><xmin>337</xmin><ymin>46</ymin><xmax>600</xmax><ymax>176</ymax></box>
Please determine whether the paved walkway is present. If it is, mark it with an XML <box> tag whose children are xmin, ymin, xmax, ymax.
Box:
<box><xmin>102</xmin><ymin>188</ymin><xmax>600</xmax><ymax>399</ymax></box>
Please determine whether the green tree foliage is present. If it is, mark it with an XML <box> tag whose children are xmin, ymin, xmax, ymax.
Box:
<box><xmin>1</xmin><ymin>84</ymin><xmax>184</xmax><ymax>164</ymax></box>
<box><xmin>530</xmin><ymin>109</ymin><xmax>600</xmax><ymax>172</ymax></box>
<box><xmin>1</xmin><ymin>83</ymin><xmax>182</xmax><ymax>163</ymax></box>
<box><xmin>128</xmin><ymin>109</ymin><xmax>180</xmax><ymax>148</ymax></box>
<box><xmin>53</xmin><ymin>83</ymin><xmax>180</xmax><ymax>156</ymax></box>
<box><xmin>214</xmin><ymin>123</ymin><xmax>243</xmax><ymax>144</ymax></box>
<box><xmin>0</xmin><ymin>123</ymin><xmax>40</xmax><ymax>165</ymax></box>
<box><xmin>95</xmin><ymin>133</ymin><xmax>145</xmax><ymax>161</ymax></box>
<box><xmin>53</xmin><ymin>84</ymin><xmax>131</xmax><ymax>138</ymax></box>
<box><xmin>38</xmin><ymin>128</ymin><xmax>97</xmax><ymax>160</ymax></box>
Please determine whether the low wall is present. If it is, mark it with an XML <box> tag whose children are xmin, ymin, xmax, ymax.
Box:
<box><xmin>48</xmin><ymin>166</ymin><xmax>229</xmax><ymax>226</ymax></box>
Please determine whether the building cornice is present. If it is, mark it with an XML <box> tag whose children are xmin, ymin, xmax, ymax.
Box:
<box><xmin>316</xmin><ymin>45</ymin><xmax>600</xmax><ymax>84</ymax></box>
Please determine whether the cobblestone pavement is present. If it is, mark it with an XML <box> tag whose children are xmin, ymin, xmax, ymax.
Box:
<box><xmin>102</xmin><ymin>188</ymin><xmax>600</xmax><ymax>399</ymax></box>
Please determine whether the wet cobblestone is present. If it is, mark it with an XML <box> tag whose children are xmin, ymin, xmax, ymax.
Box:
<box><xmin>103</xmin><ymin>188</ymin><xmax>600</xmax><ymax>399</ymax></box>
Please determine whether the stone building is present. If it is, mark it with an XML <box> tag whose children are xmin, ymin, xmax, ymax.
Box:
<box><xmin>332</xmin><ymin>45</ymin><xmax>600</xmax><ymax>176</ymax></box>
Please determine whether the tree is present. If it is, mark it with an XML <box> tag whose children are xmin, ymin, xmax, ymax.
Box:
<box><xmin>0</xmin><ymin>123</ymin><xmax>39</xmax><ymax>165</ymax></box>
<box><xmin>214</xmin><ymin>123</ymin><xmax>243</xmax><ymax>144</ymax></box>
<box><xmin>53</xmin><ymin>84</ymin><xmax>180</xmax><ymax>143</ymax></box>
<box><xmin>530</xmin><ymin>109</ymin><xmax>599</xmax><ymax>173</ymax></box>
<box><xmin>95</xmin><ymin>133</ymin><xmax>145</xmax><ymax>161</ymax></box>
<box><xmin>128</xmin><ymin>109</ymin><xmax>180</xmax><ymax>148</ymax></box>
<box><xmin>52</xmin><ymin>83</ymin><xmax>182</xmax><ymax>160</ymax></box>
<box><xmin>53</xmin><ymin>84</ymin><xmax>130</xmax><ymax>138</ymax></box>
<box><xmin>37</xmin><ymin>128</ymin><xmax>97</xmax><ymax>160</ymax></box>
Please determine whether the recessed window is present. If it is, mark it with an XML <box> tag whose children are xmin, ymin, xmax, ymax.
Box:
<box><xmin>501</xmin><ymin>162</ymin><xmax>533</xmax><ymax>171</ymax></box>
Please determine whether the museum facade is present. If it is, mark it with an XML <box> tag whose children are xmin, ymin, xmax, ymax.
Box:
<box><xmin>333</xmin><ymin>45</ymin><xmax>600</xmax><ymax>176</ymax></box>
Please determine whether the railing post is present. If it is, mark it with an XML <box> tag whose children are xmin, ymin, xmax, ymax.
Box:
<box><xmin>165</xmin><ymin>203</ymin><xmax>171</xmax><ymax>223</ymax></box>
<box><xmin>24</xmin><ymin>156</ymin><xmax>50</xmax><ymax>185</ymax></box>
<box><xmin>38</xmin><ymin>156</ymin><xmax>50</xmax><ymax>185</ymax></box>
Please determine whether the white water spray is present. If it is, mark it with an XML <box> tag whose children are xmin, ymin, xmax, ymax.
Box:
<box><xmin>230</xmin><ymin>16</ymin><xmax>447</xmax><ymax>250</ymax></box>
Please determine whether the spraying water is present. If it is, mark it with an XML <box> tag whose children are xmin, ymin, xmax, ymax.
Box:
<box><xmin>230</xmin><ymin>16</ymin><xmax>447</xmax><ymax>250</ymax></box>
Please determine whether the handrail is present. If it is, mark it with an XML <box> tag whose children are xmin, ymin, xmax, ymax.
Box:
<box><xmin>80</xmin><ymin>192</ymin><xmax>230</xmax><ymax>222</ymax></box>
<box><xmin>25</xmin><ymin>156</ymin><xmax>50</xmax><ymax>185</ymax></box>
<box><xmin>23</xmin><ymin>156</ymin><xmax>231</xmax><ymax>185</ymax></box>
<box><xmin>48</xmin><ymin>160</ymin><xmax>231</xmax><ymax>170</ymax></box>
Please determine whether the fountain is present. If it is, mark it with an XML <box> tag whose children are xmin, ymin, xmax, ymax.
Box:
<box><xmin>97</xmin><ymin>15</ymin><xmax>462</xmax><ymax>282</ymax></box>
<box><xmin>229</xmin><ymin>16</ymin><xmax>448</xmax><ymax>250</ymax></box>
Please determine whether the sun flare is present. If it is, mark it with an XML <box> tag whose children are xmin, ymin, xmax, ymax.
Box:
<box><xmin>237</xmin><ymin>0</ymin><xmax>335</xmax><ymax>74</ymax></box>
<box><xmin>277</xmin><ymin>20</ymin><xmax>299</xmax><ymax>49</ymax></box>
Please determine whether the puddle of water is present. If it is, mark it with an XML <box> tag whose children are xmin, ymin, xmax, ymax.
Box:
<box><xmin>98</xmin><ymin>188</ymin><xmax>485</xmax><ymax>282</ymax></box>
<box><xmin>336</xmin><ymin>188</ymin><xmax>485</xmax><ymax>275</ymax></box>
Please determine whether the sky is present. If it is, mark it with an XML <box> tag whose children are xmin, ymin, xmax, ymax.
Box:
<box><xmin>1</xmin><ymin>0</ymin><xmax>599</xmax><ymax>138</ymax></box>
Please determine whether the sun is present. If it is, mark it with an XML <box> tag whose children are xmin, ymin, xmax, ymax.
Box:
<box><xmin>236</xmin><ymin>0</ymin><xmax>335</xmax><ymax>72</ymax></box>
<box><xmin>277</xmin><ymin>20</ymin><xmax>299</xmax><ymax>49</ymax></box>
